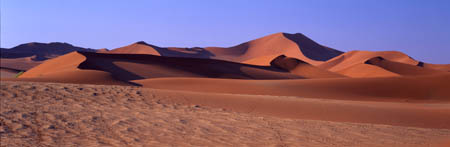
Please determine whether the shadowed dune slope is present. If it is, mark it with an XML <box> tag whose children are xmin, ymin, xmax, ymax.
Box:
<box><xmin>134</xmin><ymin>73</ymin><xmax>450</xmax><ymax>102</ymax></box>
<box><xmin>270</xmin><ymin>55</ymin><xmax>346</xmax><ymax>78</ymax></box>
<box><xmin>365</xmin><ymin>57</ymin><xmax>447</xmax><ymax>76</ymax></box>
<box><xmin>0</xmin><ymin>67</ymin><xmax>21</xmax><ymax>78</ymax></box>
<box><xmin>5</xmin><ymin>70</ymin><xmax>131</xmax><ymax>85</ymax></box>
<box><xmin>13</xmin><ymin>51</ymin><xmax>306</xmax><ymax>85</ymax></box>
<box><xmin>10</xmin><ymin>52</ymin><xmax>129</xmax><ymax>85</ymax></box>
<box><xmin>282</xmin><ymin>33</ymin><xmax>343</xmax><ymax>61</ymax></box>
<box><xmin>77</xmin><ymin>52</ymin><xmax>302</xmax><ymax>81</ymax></box>
<box><xmin>0</xmin><ymin>57</ymin><xmax>42</xmax><ymax>71</ymax></box>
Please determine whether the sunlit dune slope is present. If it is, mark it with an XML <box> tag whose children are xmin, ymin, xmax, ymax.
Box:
<box><xmin>134</xmin><ymin>73</ymin><xmax>450</xmax><ymax>102</ymax></box>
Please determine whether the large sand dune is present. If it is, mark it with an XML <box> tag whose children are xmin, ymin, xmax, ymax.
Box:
<box><xmin>319</xmin><ymin>50</ymin><xmax>418</xmax><ymax>71</ymax></box>
<box><xmin>319</xmin><ymin>50</ymin><xmax>448</xmax><ymax>77</ymax></box>
<box><xmin>13</xmin><ymin>52</ymin><xmax>314</xmax><ymax>85</ymax></box>
<box><xmin>108</xmin><ymin>33</ymin><xmax>343</xmax><ymax>65</ymax></box>
<box><xmin>364</xmin><ymin>57</ymin><xmax>446</xmax><ymax>76</ymax></box>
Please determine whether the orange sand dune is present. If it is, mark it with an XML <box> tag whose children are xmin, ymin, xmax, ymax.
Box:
<box><xmin>15</xmin><ymin>52</ymin><xmax>307</xmax><ymax>85</ymax></box>
<box><xmin>270</xmin><ymin>55</ymin><xmax>346</xmax><ymax>78</ymax></box>
<box><xmin>421</xmin><ymin>62</ymin><xmax>450</xmax><ymax>72</ymax></box>
<box><xmin>19</xmin><ymin>52</ymin><xmax>87</xmax><ymax>78</ymax></box>
<box><xmin>337</xmin><ymin>63</ymin><xmax>400</xmax><ymax>78</ymax></box>
<box><xmin>365</xmin><ymin>57</ymin><xmax>446</xmax><ymax>76</ymax></box>
<box><xmin>108</xmin><ymin>33</ymin><xmax>343</xmax><ymax>65</ymax></box>
<box><xmin>319</xmin><ymin>50</ymin><xmax>419</xmax><ymax>72</ymax></box>
<box><xmin>134</xmin><ymin>73</ymin><xmax>450</xmax><ymax>102</ymax></box>
<box><xmin>108</xmin><ymin>41</ymin><xmax>214</xmax><ymax>59</ymax></box>
<box><xmin>7</xmin><ymin>52</ymin><xmax>129</xmax><ymax>85</ymax></box>
<box><xmin>206</xmin><ymin>32</ymin><xmax>343</xmax><ymax>65</ymax></box>
<box><xmin>107</xmin><ymin>41</ymin><xmax>161</xmax><ymax>55</ymax></box>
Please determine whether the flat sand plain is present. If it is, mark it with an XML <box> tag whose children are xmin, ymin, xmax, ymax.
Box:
<box><xmin>1</xmin><ymin>81</ymin><xmax>449</xmax><ymax>147</ymax></box>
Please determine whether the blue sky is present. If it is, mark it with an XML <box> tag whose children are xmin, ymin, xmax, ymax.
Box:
<box><xmin>1</xmin><ymin>0</ymin><xmax>449</xmax><ymax>63</ymax></box>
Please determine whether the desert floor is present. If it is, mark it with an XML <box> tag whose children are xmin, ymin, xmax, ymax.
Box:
<box><xmin>1</xmin><ymin>81</ymin><xmax>449</xmax><ymax>146</ymax></box>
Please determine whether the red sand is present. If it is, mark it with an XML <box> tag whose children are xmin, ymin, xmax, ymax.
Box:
<box><xmin>2</xmin><ymin>33</ymin><xmax>449</xmax><ymax>145</ymax></box>
<box><xmin>134</xmin><ymin>73</ymin><xmax>450</xmax><ymax>102</ymax></box>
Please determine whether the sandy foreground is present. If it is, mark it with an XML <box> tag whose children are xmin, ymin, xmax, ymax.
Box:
<box><xmin>1</xmin><ymin>81</ymin><xmax>450</xmax><ymax>146</ymax></box>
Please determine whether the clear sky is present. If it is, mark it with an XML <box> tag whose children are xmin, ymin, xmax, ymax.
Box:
<box><xmin>1</xmin><ymin>0</ymin><xmax>449</xmax><ymax>63</ymax></box>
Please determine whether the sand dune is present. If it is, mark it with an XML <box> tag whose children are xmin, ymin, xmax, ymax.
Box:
<box><xmin>0</xmin><ymin>42</ymin><xmax>99</xmax><ymax>72</ymax></box>
<box><xmin>134</xmin><ymin>73</ymin><xmax>450</xmax><ymax>102</ymax></box>
<box><xmin>16</xmin><ymin>51</ymin><xmax>306</xmax><ymax>84</ymax></box>
<box><xmin>319</xmin><ymin>50</ymin><xmax>419</xmax><ymax>72</ymax></box>
<box><xmin>108</xmin><ymin>33</ymin><xmax>343</xmax><ymax>65</ymax></box>
<box><xmin>206</xmin><ymin>32</ymin><xmax>343</xmax><ymax>65</ymax></box>
<box><xmin>421</xmin><ymin>62</ymin><xmax>450</xmax><ymax>72</ymax></box>
<box><xmin>14</xmin><ymin>51</ymin><xmax>449</xmax><ymax>101</ymax></box>
<box><xmin>107</xmin><ymin>41</ymin><xmax>161</xmax><ymax>55</ymax></box>
<box><xmin>270</xmin><ymin>55</ymin><xmax>346</xmax><ymax>78</ymax></box>
<box><xmin>365</xmin><ymin>57</ymin><xmax>446</xmax><ymax>76</ymax></box>
<box><xmin>108</xmin><ymin>41</ymin><xmax>214</xmax><ymax>59</ymax></box>
<box><xmin>2</xmin><ymin>33</ymin><xmax>450</xmax><ymax>146</ymax></box>
<box><xmin>337</xmin><ymin>63</ymin><xmax>400</xmax><ymax>78</ymax></box>
<box><xmin>2</xmin><ymin>52</ymin><xmax>127</xmax><ymax>85</ymax></box>
<box><xmin>19</xmin><ymin>52</ymin><xmax>86</xmax><ymax>78</ymax></box>
<box><xmin>318</xmin><ymin>50</ymin><xmax>449</xmax><ymax>77</ymax></box>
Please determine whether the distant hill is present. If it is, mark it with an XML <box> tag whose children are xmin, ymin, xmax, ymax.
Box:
<box><xmin>1</xmin><ymin>42</ymin><xmax>97</xmax><ymax>61</ymax></box>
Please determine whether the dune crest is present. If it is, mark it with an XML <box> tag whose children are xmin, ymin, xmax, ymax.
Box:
<box><xmin>270</xmin><ymin>55</ymin><xmax>345</xmax><ymax>78</ymax></box>
<box><xmin>364</xmin><ymin>57</ymin><xmax>446</xmax><ymax>76</ymax></box>
<box><xmin>107</xmin><ymin>32</ymin><xmax>343</xmax><ymax>66</ymax></box>
<box><xmin>319</xmin><ymin>50</ymin><xmax>419</xmax><ymax>71</ymax></box>
<box><xmin>107</xmin><ymin>41</ymin><xmax>161</xmax><ymax>55</ymax></box>
<box><xmin>207</xmin><ymin>32</ymin><xmax>343</xmax><ymax>65</ymax></box>
<box><xmin>13</xmin><ymin>51</ymin><xmax>318</xmax><ymax>85</ymax></box>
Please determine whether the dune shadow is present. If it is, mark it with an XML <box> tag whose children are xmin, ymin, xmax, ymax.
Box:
<box><xmin>76</xmin><ymin>52</ymin><xmax>302</xmax><ymax>81</ymax></box>
<box><xmin>282</xmin><ymin>33</ymin><xmax>343</xmax><ymax>61</ymax></box>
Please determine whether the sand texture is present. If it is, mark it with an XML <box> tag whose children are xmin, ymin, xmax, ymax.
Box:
<box><xmin>2</xmin><ymin>81</ymin><xmax>450</xmax><ymax>147</ymax></box>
